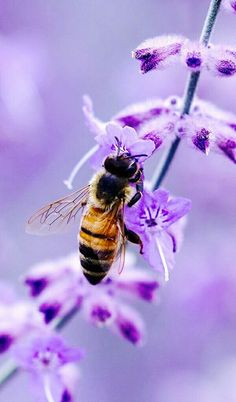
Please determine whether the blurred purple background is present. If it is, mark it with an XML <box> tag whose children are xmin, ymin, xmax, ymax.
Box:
<box><xmin>0</xmin><ymin>0</ymin><xmax>236</xmax><ymax>401</ymax></box>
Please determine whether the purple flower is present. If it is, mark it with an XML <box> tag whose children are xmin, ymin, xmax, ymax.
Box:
<box><xmin>113</xmin><ymin>97</ymin><xmax>172</xmax><ymax>131</ymax></box>
<box><xmin>91</xmin><ymin>122</ymin><xmax>155</xmax><ymax>168</ymax></box>
<box><xmin>114</xmin><ymin>268</ymin><xmax>160</xmax><ymax>302</ymax></box>
<box><xmin>14</xmin><ymin>333</ymin><xmax>83</xmax><ymax>402</ymax></box>
<box><xmin>82</xmin><ymin>95</ymin><xmax>106</xmax><ymax>136</ymax></box>
<box><xmin>223</xmin><ymin>0</ymin><xmax>236</xmax><ymax>14</ymax></box>
<box><xmin>180</xmin><ymin>41</ymin><xmax>206</xmax><ymax>72</ymax></box>
<box><xmin>206</xmin><ymin>45</ymin><xmax>236</xmax><ymax>77</ymax></box>
<box><xmin>0</xmin><ymin>294</ymin><xmax>44</xmax><ymax>354</ymax></box>
<box><xmin>176</xmin><ymin>115</ymin><xmax>214</xmax><ymax>155</ymax></box>
<box><xmin>112</xmin><ymin>305</ymin><xmax>145</xmax><ymax>346</ymax></box>
<box><xmin>125</xmin><ymin>189</ymin><xmax>191</xmax><ymax>281</ymax></box>
<box><xmin>132</xmin><ymin>35</ymin><xmax>185</xmax><ymax>74</ymax></box>
<box><xmin>25</xmin><ymin>252</ymin><xmax>160</xmax><ymax>345</ymax></box>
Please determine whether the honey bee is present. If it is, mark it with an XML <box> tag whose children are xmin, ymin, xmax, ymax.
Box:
<box><xmin>27</xmin><ymin>146</ymin><xmax>144</xmax><ymax>285</ymax></box>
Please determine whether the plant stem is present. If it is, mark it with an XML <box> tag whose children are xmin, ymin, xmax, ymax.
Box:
<box><xmin>153</xmin><ymin>0</ymin><xmax>222</xmax><ymax>190</ymax></box>
<box><xmin>0</xmin><ymin>0</ymin><xmax>223</xmax><ymax>391</ymax></box>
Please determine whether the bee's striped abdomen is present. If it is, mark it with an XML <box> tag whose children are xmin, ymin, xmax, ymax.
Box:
<box><xmin>79</xmin><ymin>206</ymin><xmax>119</xmax><ymax>285</ymax></box>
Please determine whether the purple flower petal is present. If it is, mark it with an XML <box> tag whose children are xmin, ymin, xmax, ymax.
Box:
<box><xmin>0</xmin><ymin>333</ymin><xmax>14</xmax><ymax>353</ymax></box>
<box><xmin>114</xmin><ymin>305</ymin><xmax>145</xmax><ymax>345</ymax></box>
<box><xmin>114</xmin><ymin>98</ymin><xmax>171</xmax><ymax>130</ymax></box>
<box><xmin>162</xmin><ymin>197</ymin><xmax>192</xmax><ymax>227</ymax></box>
<box><xmin>83</xmin><ymin>294</ymin><xmax>116</xmax><ymax>326</ymax></box>
<box><xmin>206</xmin><ymin>45</ymin><xmax>236</xmax><ymax>77</ymax></box>
<box><xmin>181</xmin><ymin>41</ymin><xmax>206</xmax><ymax>72</ymax></box>
<box><xmin>218</xmin><ymin>138</ymin><xmax>236</xmax><ymax>163</ymax></box>
<box><xmin>133</xmin><ymin>35</ymin><xmax>185</xmax><ymax>74</ymax></box>
<box><xmin>223</xmin><ymin>0</ymin><xmax>236</xmax><ymax>14</ymax></box>
<box><xmin>39</xmin><ymin>302</ymin><xmax>61</xmax><ymax>323</ymax></box>
<box><xmin>25</xmin><ymin>277</ymin><xmax>48</xmax><ymax>297</ymax></box>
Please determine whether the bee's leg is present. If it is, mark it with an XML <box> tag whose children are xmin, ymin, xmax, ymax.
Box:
<box><xmin>124</xmin><ymin>225</ymin><xmax>144</xmax><ymax>254</ymax></box>
<box><xmin>128</xmin><ymin>173</ymin><xmax>143</xmax><ymax>208</ymax></box>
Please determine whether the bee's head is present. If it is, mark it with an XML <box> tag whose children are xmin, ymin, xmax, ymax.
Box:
<box><xmin>104</xmin><ymin>153</ymin><xmax>145</xmax><ymax>178</ymax></box>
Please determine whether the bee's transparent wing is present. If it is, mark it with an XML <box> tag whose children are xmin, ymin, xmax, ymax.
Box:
<box><xmin>26</xmin><ymin>185</ymin><xmax>90</xmax><ymax>235</ymax></box>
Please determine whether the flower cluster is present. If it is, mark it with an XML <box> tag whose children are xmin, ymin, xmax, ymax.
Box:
<box><xmin>0</xmin><ymin>283</ymin><xmax>83</xmax><ymax>402</ymax></box>
<box><xmin>133</xmin><ymin>35</ymin><xmax>236</xmax><ymax>77</ymax></box>
<box><xmin>83</xmin><ymin>95</ymin><xmax>236</xmax><ymax>163</ymax></box>
<box><xmin>24</xmin><ymin>252</ymin><xmax>160</xmax><ymax>346</ymax></box>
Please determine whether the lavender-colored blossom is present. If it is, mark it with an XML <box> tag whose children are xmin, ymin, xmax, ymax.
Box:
<box><xmin>25</xmin><ymin>252</ymin><xmax>159</xmax><ymax>345</ymax></box>
<box><xmin>180</xmin><ymin>41</ymin><xmax>206</xmax><ymax>72</ymax></box>
<box><xmin>112</xmin><ymin>304</ymin><xmax>145</xmax><ymax>346</ymax></box>
<box><xmin>132</xmin><ymin>35</ymin><xmax>185</xmax><ymax>74</ymax></box>
<box><xmin>113</xmin><ymin>98</ymin><xmax>172</xmax><ymax>131</ymax></box>
<box><xmin>91</xmin><ymin>122</ymin><xmax>155</xmax><ymax>168</ymax></box>
<box><xmin>24</xmin><ymin>254</ymin><xmax>81</xmax><ymax>299</ymax></box>
<box><xmin>82</xmin><ymin>95</ymin><xmax>106</xmax><ymax>137</ymax></box>
<box><xmin>115</xmin><ymin>95</ymin><xmax>236</xmax><ymax>164</ymax></box>
<box><xmin>0</xmin><ymin>291</ymin><xmax>44</xmax><ymax>354</ymax></box>
<box><xmin>206</xmin><ymin>45</ymin><xmax>236</xmax><ymax>77</ymax></box>
<box><xmin>176</xmin><ymin>115</ymin><xmax>214</xmax><ymax>155</ymax></box>
<box><xmin>125</xmin><ymin>189</ymin><xmax>191</xmax><ymax>281</ymax></box>
<box><xmin>222</xmin><ymin>0</ymin><xmax>236</xmax><ymax>14</ymax></box>
<box><xmin>14</xmin><ymin>333</ymin><xmax>83</xmax><ymax>402</ymax></box>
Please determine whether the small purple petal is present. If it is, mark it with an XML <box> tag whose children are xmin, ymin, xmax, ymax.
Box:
<box><xmin>25</xmin><ymin>277</ymin><xmax>48</xmax><ymax>297</ymax></box>
<box><xmin>206</xmin><ymin>45</ymin><xmax>236</xmax><ymax>77</ymax></box>
<box><xmin>112</xmin><ymin>304</ymin><xmax>145</xmax><ymax>345</ymax></box>
<box><xmin>218</xmin><ymin>139</ymin><xmax>236</xmax><ymax>163</ymax></box>
<box><xmin>115</xmin><ymin>104</ymin><xmax>170</xmax><ymax>130</ymax></box>
<box><xmin>143</xmin><ymin>131</ymin><xmax>162</xmax><ymax>150</ymax></box>
<box><xmin>192</xmin><ymin>128</ymin><xmax>211</xmax><ymax>154</ymax></box>
<box><xmin>0</xmin><ymin>334</ymin><xmax>14</xmax><ymax>353</ymax></box>
<box><xmin>217</xmin><ymin>59</ymin><xmax>236</xmax><ymax>76</ymax></box>
<box><xmin>163</xmin><ymin>197</ymin><xmax>192</xmax><ymax>227</ymax></box>
<box><xmin>39</xmin><ymin>302</ymin><xmax>61</xmax><ymax>323</ymax></box>
<box><xmin>61</xmin><ymin>389</ymin><xmax>72</xmax><ymax>402</ymax></box>
<box><xmin>133</xmin><ymin>35</ymin><xmax>185</xmax><ymax>74</ymax></box>
<box><xmin>119</xmin><ymin>320</ymin><xmax>141</xmax><ymax>344</ymax></box>
<box><xmin>181</xmin><ymin>41</ymin><xmax>205</xmax><ymax>72</ymax></box>
<box><xmin>223</xmin><ymin>0</ymin><xmax>236</xmax><ymax>14</ymax></box>
<box><xmin>91</xmin><ymin>305</ymin><xmax>112</xmax><ymax>323</ymax></box>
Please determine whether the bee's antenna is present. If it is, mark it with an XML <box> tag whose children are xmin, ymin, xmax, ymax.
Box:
<box><xmin>115</xmin><ymin>136</ymin><xmax>121</xmax><ymax>156</ymax></box>
<box><xmin>130</xmin><ymin>153</ymin><xmax>148</xmax><ymax>159</ymax></box>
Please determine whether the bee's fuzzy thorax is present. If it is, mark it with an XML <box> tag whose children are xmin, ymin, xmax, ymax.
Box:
<box><xmin>89</xmin><ymin>169</ymin><xmax>134</xmax><ymax>209</ymax></box>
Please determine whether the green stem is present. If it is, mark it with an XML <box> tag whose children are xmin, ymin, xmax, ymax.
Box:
<box><xmin>153</xmin><ymin>0</ymin><xmax>222</xmax><ymax>190</ymax></box>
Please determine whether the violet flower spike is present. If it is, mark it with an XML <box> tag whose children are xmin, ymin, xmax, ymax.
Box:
<box><xmin>132</xmin><ymin>35</ymin><xmax>185</xmax><ymax>74</ymax></box>
<box><xmin>24</xmin><ymin>251</ymin><xmax>160</xmax><ymax>345</ymax></box>
<box><xmin>125</xmin><ymin>189</ymin><xmax>191</xmax><ymax>281</ymax></box>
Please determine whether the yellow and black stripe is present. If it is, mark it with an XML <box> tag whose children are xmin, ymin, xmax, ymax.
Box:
<box><xmin>79</xmin><ymin>206</ymin><xmax>119</xmax><ymax>285</ymax></box>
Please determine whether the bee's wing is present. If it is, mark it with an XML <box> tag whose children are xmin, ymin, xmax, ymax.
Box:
<box><xmin>26</xmin><ymin>185</ymin><xmax>90</xmax><ymax>235</ymax></box>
